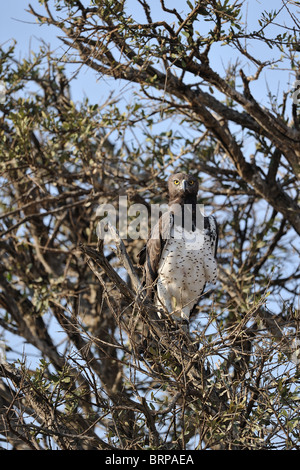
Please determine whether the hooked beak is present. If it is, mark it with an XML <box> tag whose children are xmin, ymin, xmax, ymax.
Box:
<box><xmin>181</xmin><ymin>180</ymin><xmax>187</xmax><ymax>192</ymax></box>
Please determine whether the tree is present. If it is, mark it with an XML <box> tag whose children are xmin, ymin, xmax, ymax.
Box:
<box><xmin>0</xmin><ymin>0</ymin><xmax>300</xmax><ymax>450</ymax></box>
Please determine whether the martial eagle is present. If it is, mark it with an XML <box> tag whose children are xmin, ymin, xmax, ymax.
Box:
<box><xmin>138</xmin><ymin>173</ymin><xmax>218</xmax><ymax>331</ymax></box>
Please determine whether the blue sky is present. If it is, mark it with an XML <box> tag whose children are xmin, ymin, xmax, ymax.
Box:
<box><xmin>1</xmin><ymin>0</ymin><xmax>298</xmax><ymax>108</ymax></box>
<box><xmin>0</xmin><ymin>0</ymin><xmax>113</xmax><ymax>103</ymax></box>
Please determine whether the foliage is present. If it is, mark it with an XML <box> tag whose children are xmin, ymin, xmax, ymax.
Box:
<box><xmin>0</xmin><ymin>0</ymin><xmax>300</xmax><ymax>450</ymax></box>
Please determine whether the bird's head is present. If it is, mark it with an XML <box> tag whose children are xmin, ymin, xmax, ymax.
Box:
<box><xmin>168</xmin><ymin>173</ymin><xmax>199</xmax><ymax>201</ymax></box>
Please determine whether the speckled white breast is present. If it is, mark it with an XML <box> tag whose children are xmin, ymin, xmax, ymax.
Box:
<box><xmin>157</xmin><ymin>225</ymin><xmax>217</xmax><ymax>313</ymax></box>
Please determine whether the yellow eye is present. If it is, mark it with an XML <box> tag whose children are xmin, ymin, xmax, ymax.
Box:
<box><xmin>189</xmin><ymin>181</ymin><xmax>194</xmax><ymax>185</ymax></box>
<box><xmin>174</xmin><ymin>180</ymin><xmax>180</xmax><ymax>185</ymax></box>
